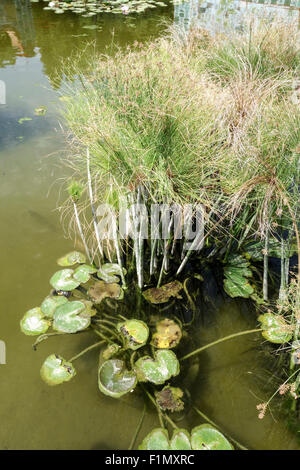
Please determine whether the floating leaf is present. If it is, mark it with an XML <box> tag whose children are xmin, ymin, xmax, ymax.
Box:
<box><xmin>118</xmin><ymin>319</ymin><xmax>149</xmax><ymax>350</ymax></box>
<box><xmin>191</xmin><ymin>424</ymin><xmax>233</xmax><ymax>450</ymax></box>
<box><xmin>151</xmin><ymin>318</ymin><xmax>182</xmax><ymax>349</ymax></box>
<box><xmin>258</xmin><ymin>313</ymin><xmax>293</xmax><ymax>344</ymax></box>
<box><xmin>53</xmin><ymin>300</ymin><xmax>94</xmax><ymax>333</ymax></box>
<box><xmin>143</xmin><ymin>281</ymin><xmax>183</xmax><ymax>304</ymax></box>
<box><xmin>18</xmin><ymin>117</ymin><xmax>32</xmax><ymax>124</ymax></box>
<box><xmin>34</xmin><ymin>106</ymin><xmax>47</xmax><ymax>116</ymax></box>
<box><xmin>40</xmin><ymin>354</ymin><xmax>76</xmax><ymax>386</ymax></box>
<box><xmin>135</xmin><ymin>349</ymin><xmax>180</xmax><ymax>384</ymax></box>
<box><xmin>88</xmin><ymin>280</ymin><xmax>122</xmax><ymax>304</ymax></box>
<box><xmin>40</xmin><ymin>295</ymin><xmax>68</xmax><ymax>318</ymax></box>
<box><xmin>155</xmin><ymin>385</ymin><xmax>184</xmax><ymax>412</ymax></box>
<box><xmin>170</xmin><ymin>429</ymin><xmax>191</xmax><ymax>450</ymax></box>
<box><xmin>20</xmin><ymin>307</ymin><xmax>50</xmax><ymax>336</ymax></box>
<box><xmin>73</xmin><ymin>264</ymin><xmax>97</xmax><ymax>283</ymax></box>
<box><xmin>57</xmin><ymin>251</ymin><xmax>86</xmax><ymax>266</ymax></box>
<box><xmin>139</xmin><ymin>428</ymin><xmax>170</xmax><ymax>450</ymax></box>
<box><xmin>98</xmin><ymin>359</ymin><xmax>137</xmax><ymax>398</ymax></box>
<box><xmin>50</xmin><ymin>269</ymin><xmax>80</xmax><ymax>291</ymax></box>
<box><xmin>97</xmin><ymin>263</ymin><xmax>126</xmax><ymax>283</ymax></box>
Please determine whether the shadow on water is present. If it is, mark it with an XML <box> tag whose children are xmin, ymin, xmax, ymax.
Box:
<box><xmin>0</xmin><ymin>0</ymin><xmax>299</xmax><ymax>450</ymax></box>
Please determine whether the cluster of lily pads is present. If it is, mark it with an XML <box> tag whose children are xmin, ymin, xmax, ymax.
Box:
<box><xmin>40</xmin><ymin>0</ymin><xmax>168</xmax><ymax>16</ymax></box>
<box><xmin>20</xmin><ymin>249</ymin><xmax>236</xmax><ymax>449</ymax></box>
<box><xmin>139</xmin><ymin>425</ymin><xmax>233</xmax><ymax>450</ymax></box>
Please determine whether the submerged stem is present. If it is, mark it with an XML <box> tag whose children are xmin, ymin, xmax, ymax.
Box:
<box><xmin>180</xmin><ymin>328</ymin><xmax>262</xmax><ymax>361</ymax></box>
<box><xmin>128</xmin><ymin>403</ymin><xmax>146</xmax><ymax>450</ymax></box>
<box><xmin>68</xmin><ymin>340</ymin><xmax>105</xmax><ymax>363</ymax></box>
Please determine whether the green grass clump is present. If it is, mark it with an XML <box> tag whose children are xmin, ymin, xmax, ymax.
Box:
<box><xmin>60</xmin><ymin>19</ymin><xmax>300</xmax><ymax>272</ymax></box>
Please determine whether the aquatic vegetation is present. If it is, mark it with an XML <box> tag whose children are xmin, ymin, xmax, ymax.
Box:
<box><xmin>138</xmin><ymin>424</ymin><xmax>233</xmax><ymax>450</ymax></box>
<box><xmin>40</xmin><ymin>0</ymin><xmax>169</xmax><ymax>17</ymax></box>
<box><xmin>21</xmin><ymin>20</ymin><xmax>300</xmax><ymax>448</ymax></box>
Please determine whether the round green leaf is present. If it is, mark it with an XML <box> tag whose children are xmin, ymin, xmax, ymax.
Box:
<box><xmin>191</xmin><ymin>424</ymin><xmax>233</xmax><ymax>450</ymax></box>
<box><xmin>50</xmin><ymin>269</ymin><xmax>80</xmax><ymax>291</ymax></box>
<box><xmin>41</xmin><ymin>295</ymin><xmax>68</xmax><ymax>318</ymax></box>
<box><xmin>20</xmin><ymin>307</ymin><xmax>50</xmax><ymax>336</ymax></box>
<box><xmin>53</xmin><ymin>300</ymin><xmax>93</xmax><ymax>333</ymax></box>
<box><xmin>40</xmin><ymin>354</ymin><xmax>76</xmax><ymax>386</ymax></box>
<box><xmin>170</xmin><ymin>429</ymin><xmax>191</xmax><ymax>450</ymax></box>
<box><xmin>258</xmin><ymin>313</ymin><xmax>293</xmax><ymax>344</ymax></box>
<box><xmin>118</xmin><ymin>319</ymin><xmax>149</xmax><ymax>350</ymax></box>
<box><xmin>73</xmin><ymin>264</ymin><xmax>97</xmax><ymax>283</ymax></box>
<box><xmin>151</xmin><ymin>318</ymin><xmax>182</xmax><ymax>349</ymax></box>
<box><xmin>57</xmin><ymin>251</ymin><xmax>86</xmax><ymax>267</ymax></box>
<box><xmin>98</xmin><ymin>359</ymin><xmax>137</xmax><ymax>398</ymax></box>
<box><xmin>135</xmin><ymin>349</ymin><xmax>180</xmax><ymax>385</ymax></box>
<box><xmin>139</xmin><ymin>428</ymin><xmax>170</xmax><ymax>450</ymax></box>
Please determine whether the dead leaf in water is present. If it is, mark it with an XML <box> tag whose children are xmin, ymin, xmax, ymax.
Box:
<box><xmin>88</xmin><ymin>280</ymin><xmax>122</xmax><ymax>304</ymax></box>
<box><xmin>142</xmin><ymin>281</ymin><xmax>183</xmax><ymax>304</ymax></box>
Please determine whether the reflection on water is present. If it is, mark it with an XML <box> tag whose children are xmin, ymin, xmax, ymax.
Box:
<box><xmin>174</xmin><ymin>0</ymin><xmax>300</xmax><ymax>31</ymax></box>
<box><xmin>0</xmin><ymin>0</ymin><xmax>299</xmax><ymax>450</ymax></box>
<box><xmin>0</xmin><ymin>0</ymin><xmax>35</xmax><ymax>66</ymax></box>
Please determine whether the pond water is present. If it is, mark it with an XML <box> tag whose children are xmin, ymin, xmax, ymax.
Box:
<box><xmin>0</xmin><ymin>0</ymin><xmax>299</xmax><ymax>450</ymax></box>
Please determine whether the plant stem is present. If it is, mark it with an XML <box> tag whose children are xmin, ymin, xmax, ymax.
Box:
<box><xmin>87</xmin><ymin>148</ymin><xmax>103</xmax><ymax>261</ymax></box>
<box><xmin>32</xmin><ymin>330</ymin><xmax>89</xmax><ymax>350</ymax></box>
<box><xmin>263</xmin><ymin>231</ymin><xmax>269</xmax><ymax>302</ymax></box>
<box><xmin>68</xmin><ymin>340</ymin><xmax>105</xmax><ymax>363</ymax></box>
<box><xmin>180</xmin><ymin>328</ymin><xmax>262</xmax><ymax>361</ymax></box>
<box><xmin>73</xmin><ymin>199</ymin><xmax>92</xmax><ymax>263</ymax></box>
<box><xmin>128</xmin><ymin>403</ymin><xmax>146</xmax><ymax>450</ymax></box>
<box><xmin>192</xmin><ymin>405</ymin><xmax>247</xmax><ymax>450</ymax></box>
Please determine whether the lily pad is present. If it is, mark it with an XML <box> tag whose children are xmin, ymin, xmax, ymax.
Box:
<box><xmin>151</xmin><ymin>318</ymin><xmax>182</xmax><ymax>349</ymax></box>
<box><xmin>73</xmin><ymin>264</ymin><xmax>97</xmax><ymax>283</ymax></box>
<box><xmin>135</xmin><ymin>349</ymin><xmax>180</xmax><ymax>385</ymax></box>
<box><xmin>40</xmin><ymin>354</ymin><xmax>76</xmax><ymax>386</ymax></box>
<box><xmin>40</xmin><ymin>295</ymin><xmax>68</xmax><ymax>318</ymax></box>
<box><xmin>139</xmin><ymin>428</ymin><xmax>170</xmax><ymax>450</ymax></box>
<box><xmin>118</xmin><ymin>319</ymin><xmax>149</xmax><ymax>350</ymax></box>
<box><xmin>143</xmin><ymin>281</ymin><xmax>183</xmax><ymax>304</ymax></box>
<box><xmin>170</xmin><ymin>429</ymin><xmax>191</xmax><ymax>450</ymax></box>
<box><xmin>20</xmin><ymin>307</ymin><xmax>50</xmax><ymax>336</ymax></box>
<box><xmin>88</xmin><ymin>280</ymin><xmax>122</xmax><ymax>304</ymax></box>
<box><xmin>258</xmin><ymin>313</ymin><xmax>293</xmax><ymax>344</ymax></box>
<box><xmin>98</xmin><ymin>359</ymin><xmax>137</xmax><ymax>398</ymax></box>
<box><xmin>191</xmin><ymin>424</ymin><xmax>233</xmax><ymax>450</ymax></box>
<box><xmin>97</xmin><ymin>263</ymin><xmax>126</xmax><ymax>283</ymax></box>
<box><xmin>50</xmin><ymin>269</ymin><xmax>80</xmax><ymax>291</ymax></box>
<box><xmin>155</xmin><ymin>385</ymin><xmax>184</xmax><ymax>412</ymax></box>
<box><xmin>53</xmin><ymin>300</ymin><xmax>94</xmax><ymax>333</ymax></box>
<box><xmin>57</xmin><ymin>251</ymin><xmax>86</xmax><ymax>266</ymax></box>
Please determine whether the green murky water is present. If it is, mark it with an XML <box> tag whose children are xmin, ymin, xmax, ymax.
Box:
<box><xmin>0</xmin><ymin>0</ymin><xmax>299</xmax><ymax>450</ymax></box>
